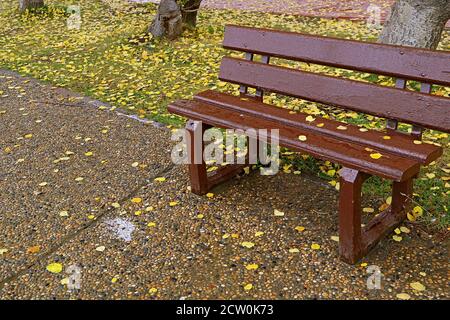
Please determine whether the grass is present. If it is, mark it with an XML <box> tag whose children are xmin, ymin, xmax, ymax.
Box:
<box><xmin>0</xmin><ymin>0</ymin><xmax>448</xmax><ymax>228</ymax></box>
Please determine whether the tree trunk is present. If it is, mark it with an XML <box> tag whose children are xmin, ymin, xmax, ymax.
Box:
<box><xmin>379</xmin><ymin>0</ymin><xmax>450</xmax><ymax>49</ymax></box>
<box><xmin>148</xmin><ymin>0</ymin><xmax>183</xmax><ymax>40</ymax></box>
<box><xmin>182</xmin><ymin>0</ymin><xmax>202</xmax><ymax>28</ymax></box>
<box><xmin>19</xmin><ymin>0</ymin><xmax>44</xmax><ymax>12</ymax></box>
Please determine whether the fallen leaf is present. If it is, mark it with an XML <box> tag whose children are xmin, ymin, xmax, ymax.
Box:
<box><xmin>46</xmin><ymin>262</ymin><xmax>63</xmax><ymax>274</ymax></box>
<box><xmin>0</xmin><ymin>248</ymin><xmax>8</xmax><ymax>255</ymax></box>
<box><xmin>396</xmin><ymin>293</ymin><xmax>411</xmax><ymax>300</ymax></box>
<box><xmin>400</xmin><ymin>226</ymin><xmax>410</xmax><ymax>233</ymax></box>
<box><xmin>27</xmin><ymin>245</ymin><xmax>41</xmax><ymax>254</ymax></box>
<box><xmin>241</xmin><ymin>242</ymin><xmax>255</xmax><ymax>249</ymax></box>
<box><xmin>392</xmin><ymin>235</ymin><xmax>402</xmax><ymax>242</ymax></box>
<box><xmin>413</xmin><ymin>206</ymin><xmax>423</xmax><ymax>217</ymax></box>
<box><xmin>410</xmin><ymin>281</ymin><xmax>426</xmax><ymax>291</ymax></box>
<box><xmin>59</xmin><ymin>210</ymin><xmax>69</xmax><ymax>217</ymax></box>
<box><xmin>311</xmin><ymin>243</ymin><xmax>321</xmax><ymax>250</ymax></box>
<box><xmin>243</xmin><ymin>284</ymin><xmax>253</xmax><ymax>291</ymax></box>
<box><xmin>111</xmin><ymin>202</ymin><xmax>121</xmax><ymax>208</ymax></box>
<box><xmin>370</xmin><ymin>153</ymin><xmax>383</xmax><ymax>160</ymax></box>
<box><xmin>84</xmin><ymin>151</ymin><xmax>93</xmax><ymax>156</ymax></box>
<box><xmin>331</xmin><ymin>236</ymin><xmax>339</xmax><ymax>242</ymax></box>
<box><xmin>154</xmin><ymin>177</ymin><xmax>166</xmax><ymax>182</ymax></box>
<box><xmin>206</xmin><ymin>193</ymin><xmax>214</xmax><ymax>198</ymax></box>
<box><xmin>149</xmin><ymin>287</ymin><xmax>158</xmax><ymax>295</ymax></box>
<box><xmin>131</xmin><ymin>197</ymin><xmax>142</xmax><ymax>204</ymax></box>
<box><xmin>298</xmin><ymin>135</ymin><xmax>307</xmax><ymax>142</ymax></box>
<box><xmin>245</xmin><ymin>264</ymin><xmax>259</xmax><ymax>270</ymax></box>
<box><xmin>255</xmin><ymin>231</ymin><xmax>264</xmax><ymax>237</ymax></box>
<box><xmin>363</xmin><ymin>207</ymin><xmax>374</xmax><ymax>213</ymax></box>
<box><xmin>274</xmin><ymin>209</ymin><xmax>285</xmax><ymax>217</ymax></box>
<box><xmin>289</xmin><ymin>248</ymin><xmax>300</xmax><ymax>253</ymax></box>
<box><xmin>295</xmin><ymin>226</ymin><xmax>305</xmax><ymax>232</ymax></box>
<box><xmin>95</xmin><ymin>246</ymin><xmax>106</xmax><ymax>252</ymax></box>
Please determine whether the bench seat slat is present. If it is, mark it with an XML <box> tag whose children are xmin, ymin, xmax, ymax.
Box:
<box><xmin>219</xmin><ymin>57</ymin><xmax>450</xmax><ymax>133</ymax></box>
<box><xmin>194</xmin><ymin>90</ymin><xmax>443</xmax><ymax>165</ymax></box>
<box><xmin>223</xmin><ymin>25</ymin><xmax>450</xmax><ymax>87</ymax></box>
<box><xmin>168</xmin><ymin>100</ymin><xmax>420</xmax><ymax>182</ymax></box>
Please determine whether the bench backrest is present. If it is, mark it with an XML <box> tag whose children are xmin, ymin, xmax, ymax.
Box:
<box><xmin>219</xmin><ymin>25</ymin><xmax>450</xmax><ymax>135</ymax></box>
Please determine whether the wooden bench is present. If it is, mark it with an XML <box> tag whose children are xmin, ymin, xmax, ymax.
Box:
<box><xmin>168</xmin><ymin>25</ymin><xmax>450</xmax><ymax>264</ymax></box>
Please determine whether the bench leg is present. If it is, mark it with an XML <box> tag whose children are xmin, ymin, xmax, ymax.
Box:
<box><xmin>186</xmin><ymin>120</ymin><xmax>250</xmax><ymax>195</ymax></box>
<box><xmin>338</xmin><ymin>167</ymin><xmax>414</xmax><ymax>264</ymax></box>
<box><xmin>338</xmin><ymin>168</ymin><xmax>369</xmax><ymax>264</ymax></box>
<box><xmin>186</xmin><ymin>120</ymin><xmax>209</xmax><ymax>195</ymax></box>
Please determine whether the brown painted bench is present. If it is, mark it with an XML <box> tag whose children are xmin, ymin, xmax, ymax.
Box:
<box><xmin>168</xmin><ymin>25</ymin><xmax>450</xmax><ymax>264</ymax></box>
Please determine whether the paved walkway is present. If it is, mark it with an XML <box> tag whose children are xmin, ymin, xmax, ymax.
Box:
<box><xmin>0</xmin><ymin>70</ymin><xmax>447</xmax><ymax>299</ymax></box>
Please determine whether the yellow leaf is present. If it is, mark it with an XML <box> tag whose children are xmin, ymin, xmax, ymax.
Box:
<box><xmin>84</xmin><ymin>151</ymin><xmax>93</xmax><ymax>156</ymax></box>
<box><xmin>206</xmin><ymin>193</ymin><xmax>214</xmax><ymax>198</ymax></box>
<box><xmin>147</xmin><ymin>222</ymin><xmax>156</xmax><ymax>227</ymax></box>
<box><xmin>413</xmin><ymin>206</ymin><xmax>423</xmax><ymax>217</ymax></box>
<box><xmin>407</xmin><ymin>212</ymin><xmax>416</xmax><ymax>222</ymax></box>
<box><xmin>394</xmin><ymin>228</ymin><xmax>401</xmax><ymax>235</ymax></box>
<box><xmin>0</xmin><ymin>248</ymin><xmax>8</xmax><ymax>255</ymax></box>
<box><xmin>311</xmin><ymin>243</ymin><xmax>321</xmax><ymax>250</ymax></box>
<box><xmin>386</xmin><ymin>196</ymin><xmax>392</xmax><ymax>205</ymax></box>
<box><xmin>255</xmin><ymin>231</ymin><xmax>264</xmax><ymax>237</ymax></box>
<box><xmin>305</xmin><ymin>115</ymin><xmax>315</xmax><ymax>122</ymax></box>
<box><xmin>392</xmin><ymin>235</ymin><xmax>402</xmax><ymax>242</ymax></box>
<box><xmin>196</xmin><ymin>214</ymin><xmax>204</xmax><ymax>219</ymax></box>
<box><xmin>38</xmin><ymin>182</ymin><xmax>48</xmax><ymax>187</ymax></box>
<box><xmin>337</xmin><ymin>125</ymin><xmax>348</xmax><ymax>130</ymax></box>
<box><xmin>363</xmin><ymin>207</ymin><xmax>374</xmax><ymax>213</ymax></box>
<box><xmin>95</xmin><ymin>246</ymin><xmax>106</xmax><ymax>252</ymax></box>
<box><xmin>410</xmin><ymin>282</ymin><xmax>426</xmax><ymax>291</ymax></box>
<box><xmin>370</xmin><ymin>153</ymin><xmax>383</xmax><ymax>160</ymax></box>
<box><xmin>59</xmin><ymin>210</ymin><xmax>69</xmax><ymax>217</ymax></box>
<box><xmin>316</xmin><ymin>123</ymin><xmax>324</xmax><ymax>127</ymax></box>
<box><xmin>289</xmin><ymin>248</ymin><xmax>300</xmax><ymax>253</ymax></box>
<box><xmin>383</xmin><ymin>136</ymin><xmax>391</xmax><ymax>140</ymax></box>
<box><xmin>331</xmin><ymin>236</ymin><xmax>339</xmax><ymax>242</ymax></box>
<box><xmin>359</xmin><ymin>128</ymin><xmax>368</xmax><ymax>132</ymax></box>
<box><xmin>131</xmin><ymin>197</ymin><xmax>142</xmax><ymax>203</ymax></box>
<box><xmin>24</xmin><ymin>133</ymin><xmax>33</xmax><ymax>139</ymax></box>
<box><xmin>298</xmin><ymin>135</ymin><xmax>307</xmax><ymax>142</ymax></box>
<box><xmin>241</xmin><ymin>241</ymin><xmax>255</xmax><ymax>249</ymax></box>
<box><xmin>111</xmin><ymin>277</ymin><xmax>118</xmax><ymax>283</ymax></box>
<box><xmin>154</xmin><ymin>177</ymin><xmax>166</xmax><ymax>182</ymax></box>
<box><xmin>46</xmin><ymin>263</ymin><xmax>63</xmax><ymax>274</ymax></box>
<box><xmin>295</xmin><ymin>226</ymin><xmax>305</xmax><ymax>232</ymax></box>
<box><xmin>149</xmin><ymin>287</ymin><xmax>158</xmax><ymax>294</ymax></box>
<box><xmin>274</xmin><ymin>209</ymin><xmax>285</xmax><ymax>216</ymax></box>
<box><xmin>425</xmin><ymin>173</ymin><xmax>435</xmax><ymax>179</ymax></box>
<box><xmin>400</xmin><ymin>226</ymin><xmax>410</xmax><ymax>233</ymax></box>
<box><xmin>131</xmin><ymin>162</ymin><xmax>139</xmax><ymax>167</ymax></box>
<box><xmin>111</xmin><ymin>202</ymin><xmax>120</xmax><ymax>208</ymax></box>
<box><xmin>413</xmin><ymin>140</ymin><xmax>422</xmax><ymax>145</ymax></box>
<box><xmin>245</xmin><ymin>264</ymin><xmax>259</xmax><ymax>270</ymax></box>
<box><xmin>396</xmin><ymin>293</ymin><xmax>411</xmax><ymax>300</ymax></box>
<box><xmin>243</xmin><ymin>283</ymin><xmax>253</xmax><ymax>291</ymax></box>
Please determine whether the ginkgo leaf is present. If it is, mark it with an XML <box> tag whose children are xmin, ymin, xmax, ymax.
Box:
<box><xmin>295</xmin><ymin>226</ymin><xmax>305</xmax><ymax>232</ymax></box>
<box><xmin>289</xmin><ymin>248</ymin><xmax>300</xmax><ymax>253</ymax></box>
<box><xmin>298</xmin><ymin>135</ymin><xmax>307</xmax><ymax>141</ymax></box>
<box><xmin>305</xmin><ymin>115</ymin><xmax>315</xmax><ymax>122</ymax></box>
<box><xmin>27</xmin><ymin>246</ymin><xmax>40</xmax><ymax>254</ymax></box>
<box><xmin>84</xmin><ymin>151</ymin><xmax>93</xmax><ymax>156</ymax></box>
<box><xmin>413</xmin><ymin>206</ymin><xmax>423</xmax><ymax>217</ymax></box>
<box><xmin>396</xmin><ymin>293</ymin><xmax>411</xmax><ymax>300</ymax></box>
<box><xmin>370</xmin><ymin>153</ymin><xmax>383</xmax><ymax>159</ymax></box>
<box><xmin>131</xmin><ymin>197</ymin><xmax>142</xmax><ymax>203</ymax></box>
<box><xmin>206</xmin><ymin>193</ymin><xmax>214</xmax><ymax>198</ymax></box>
<box><xmin>311</xmin><ymin>243</ymin><xmax>321</xmax><ymax>250</ymax></box>
<box><xmin>400</xmin><ymin>226</ymin><xmax>410</xmax><ymax>233</ymax></box>
<box><xmin>410</xmin><ymin>282</ymin><xmax>426</xmax><ymax>291</ymax></box>
<box><xmin>362</xmin><ymin>207</ymin><xmax>374</xmax><ymax>213</ymax></box>
<box><xmin>382</xmin><ymin>136</ymin><xmax>391</xmax><ymax>140</ymax></box>
<box><xmin>111</xmin><ymin>202</ymin><xmax>121</xmax><ymax>208</ymax></box>
<box><xmin>243</xmin><ymin>284</ymin><xmax>253</xmax><ymax>291</ymax></box>
<box><xmin>392</xmin><ymin>235</ymin><xmax>402</xmax><ymax>242</ymax></box>
<box><xmin>337</xmin><ymin>125</ymin><xmax>347</xmax><ymax>130</ymax></box>
<box><xmin>330</xmin><ymin>236</ymin><xmax>339</xmax><ymax>242</ymax></box>
<box><xmin>241</xmin><ymin>242</ymin><xmax>255</xmax><ymax>248</ymax></box>
<box><xmin>255</xmin><ymin>231</ymin><xmax>264</xmax><ymax>237</ymax></box>
<box><xmin>245</xmin><ymin>264</ymin><xmax>259</xmax><ymax>270</ymax></box>
<box><xmin>46</xmin><ymin>263</ymin><xmax>63</xmax><ymax>274</ymax></box>
<box><xmin>274</xmin><ymin>209</ymin><xmax>285</xmax><ymax>216</ymax></box>
<box><xmin>95</xmin><ymin>246</ymin><xmax>106</xmax><ymax>252</ymax></box>
<box><xmin>149</xmin><ymin>287</ymin><xmax>158</xmax><ymax>294</ymax></box>
<box><xmin>154</xmin><ymin>177</ymin><xmax>166</xmax><ymax>182</ymax></box>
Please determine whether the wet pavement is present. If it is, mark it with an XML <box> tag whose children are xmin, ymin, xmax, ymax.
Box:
<box><xmin>0</xmin><ymin>70</ymin><xmax>448</xmax><ymax>300</ymax></box>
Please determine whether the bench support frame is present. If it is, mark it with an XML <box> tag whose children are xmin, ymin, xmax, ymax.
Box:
<box><xmin>186</xmin><ymin>120</ymin><xmax>248</xmax><ymax>195</ymax></box>
<box><xmin>339</xmin><ymin>167</ymin><xmax>413</xmax><ymax>263</ymax></box>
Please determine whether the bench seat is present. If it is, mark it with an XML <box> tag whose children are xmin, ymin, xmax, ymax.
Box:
<box><xmin>194</xmin><ymin>90</ymin><xmax>443</xmax><ymax>165</ymax></box>
<box><xmin>168</xmin><ymin>98</ymin><xmax>420</xmax><ymax>182</ymax></box>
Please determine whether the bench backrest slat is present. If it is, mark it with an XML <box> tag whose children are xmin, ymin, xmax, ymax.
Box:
<box><xmin>219</xmin><ymin>57</ymin><xmax>450</xmax><ymax>133</ymax></box>
<box><xmin>223</xmin><ymin>25</ymin><xmax>450</xmax><ymax>87</ymax></box>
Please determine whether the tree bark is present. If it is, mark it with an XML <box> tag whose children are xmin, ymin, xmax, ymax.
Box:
<box><xmin>182</xmin><ymin>0</ymin><xmax>202</xmax><ymax>28</ymax></box>
<box><xmin>19</xmin><ymin>0</ymin><xmax>44</xmax><ymax>12</ymax></box>
<box><xmin>379</xmin><ymin>0</ymin><xmax>450</xmax><ymax>49</ymax></box>
<box><xmin>148</xmin><ymin>0</ymin><xmax>183</xmax><ymax>40</ymax></box>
